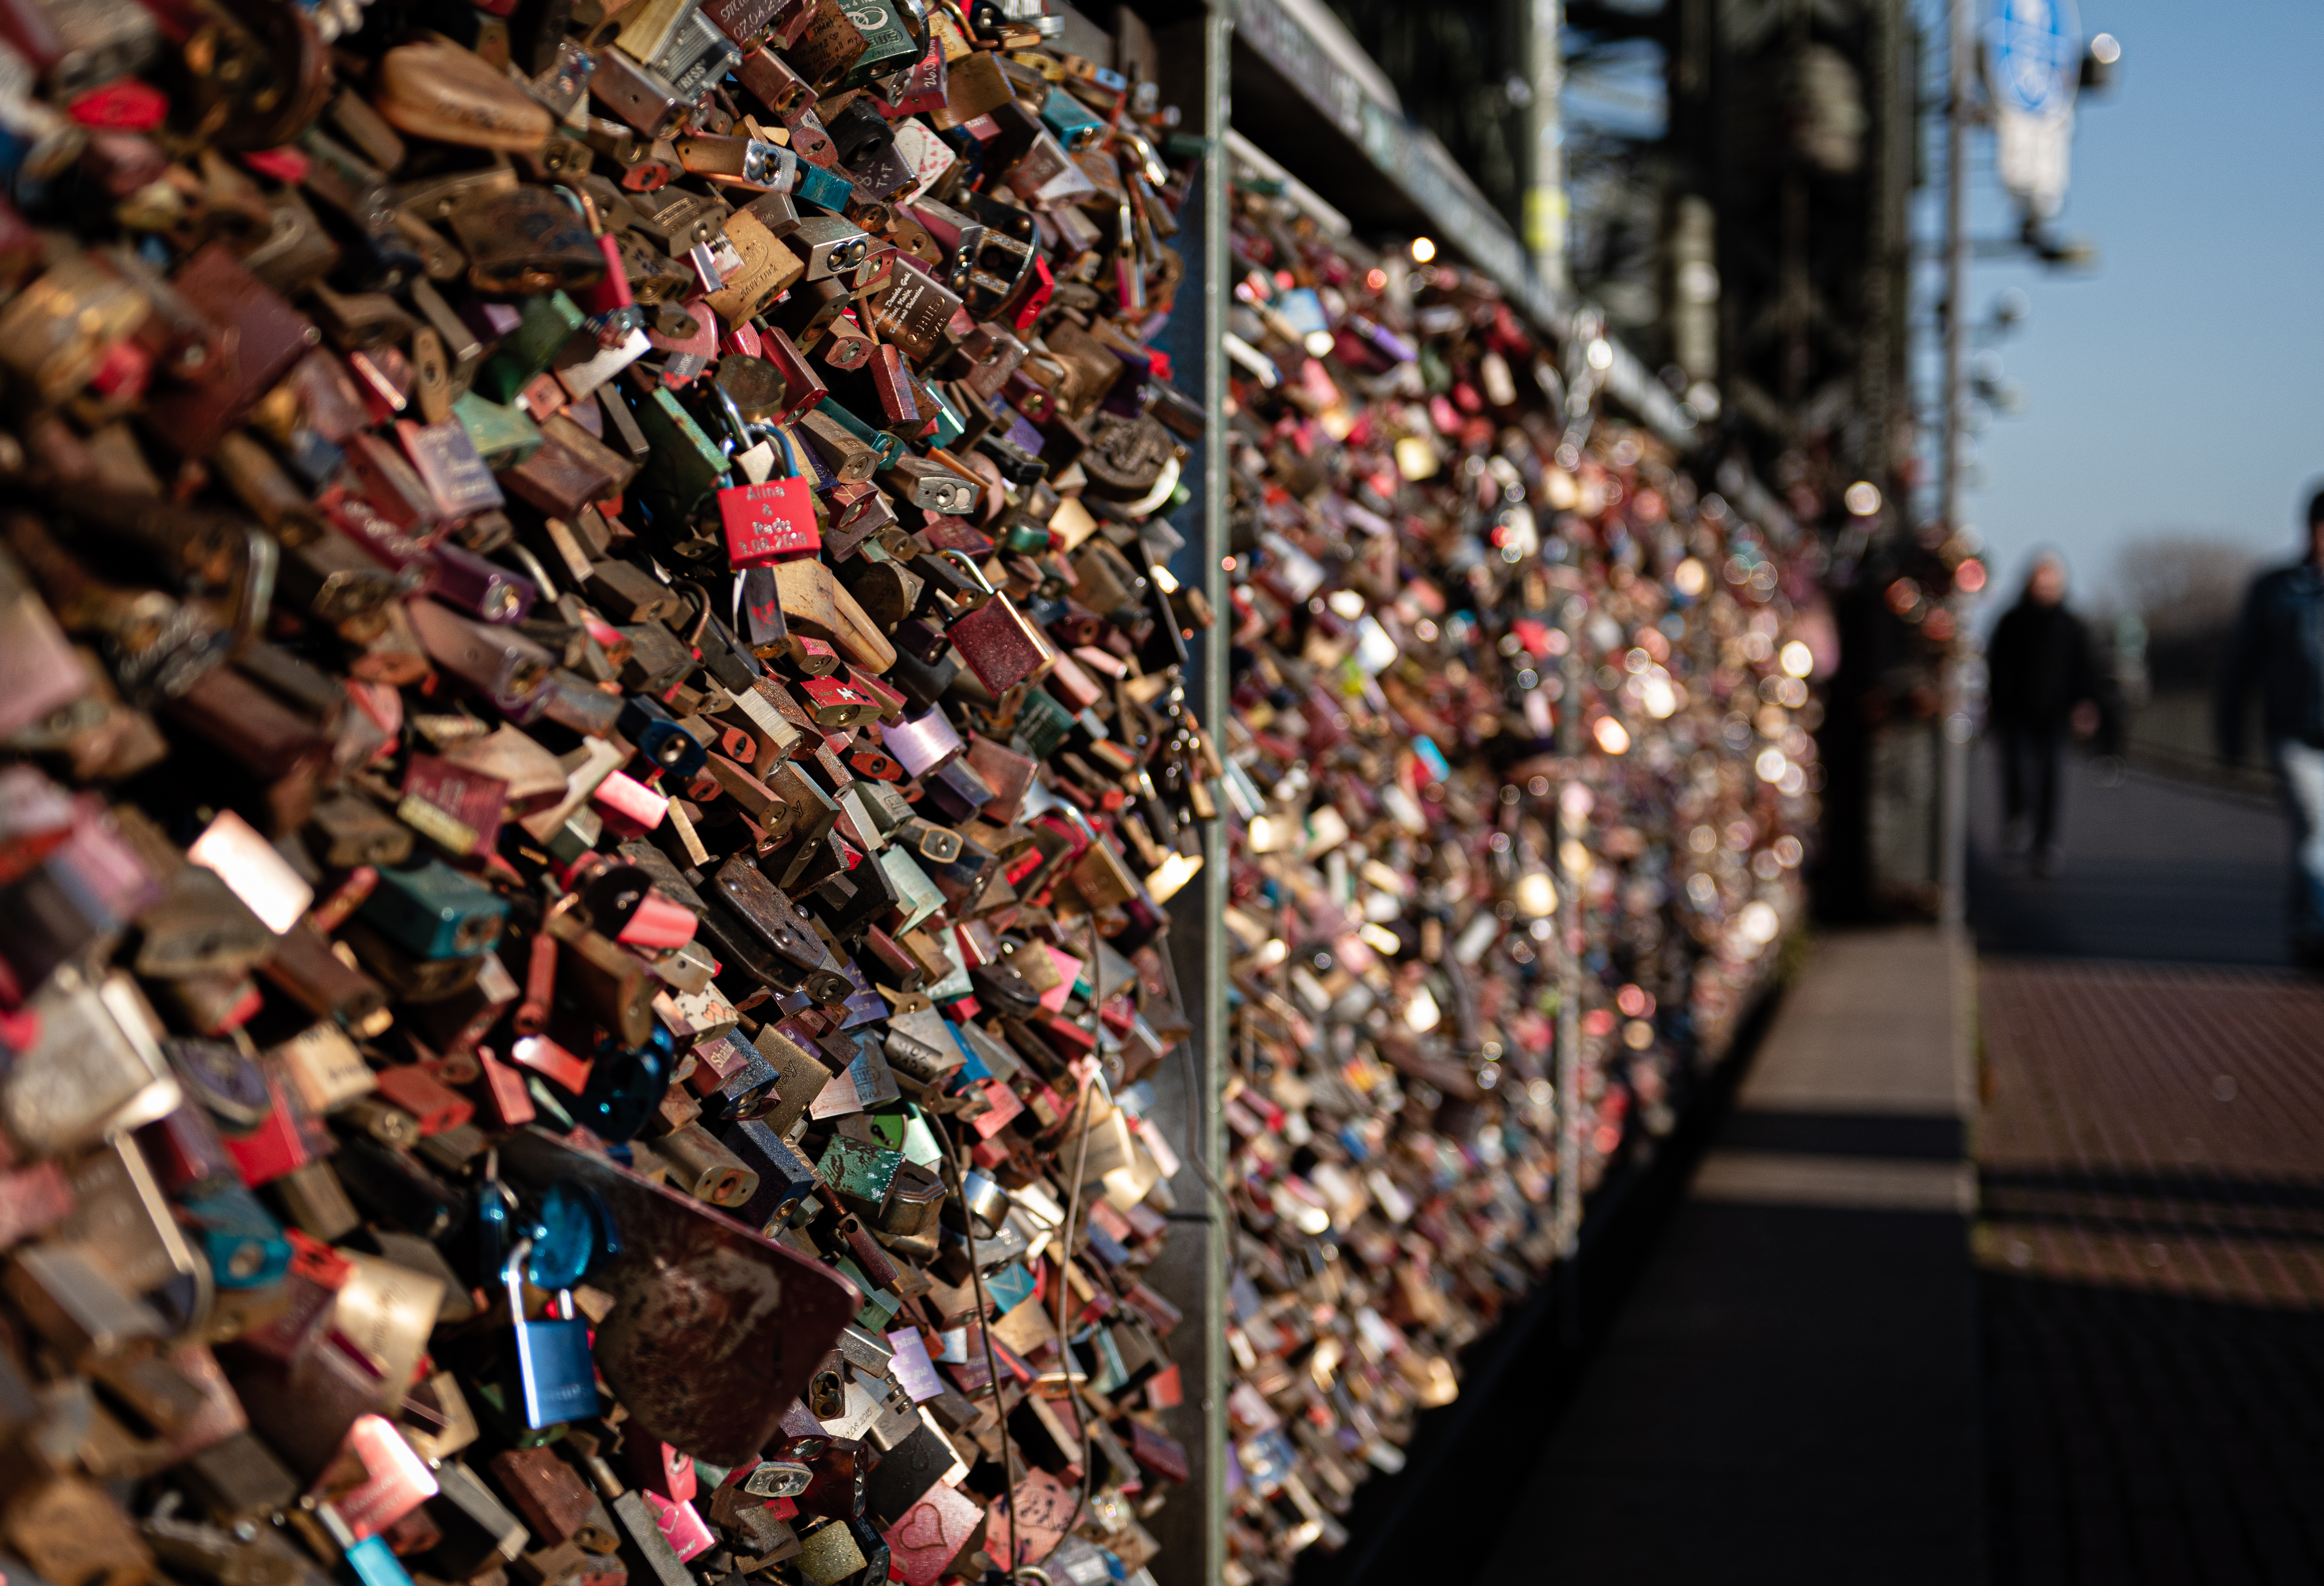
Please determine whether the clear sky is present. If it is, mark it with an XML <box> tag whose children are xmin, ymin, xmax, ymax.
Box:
<box><xmin>1930</xmin><ymin>0</ymin><xmax>2324</xmax><ymax>615</ymax></box>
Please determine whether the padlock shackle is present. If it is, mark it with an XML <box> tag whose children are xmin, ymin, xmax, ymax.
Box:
<box><xmin>501</xmin><ymin>540</ymin><xmax>564</xmax><ymax>599</ymax></box>
<box><xmin>767</xmin><ymin>423</ymin><xmax>804</xmax><ymax>482</ymax></box>
<box><xmin>706</xmin><ymin>382</ymin><xmax>753</xmax><ymax>461</ymax></box>
<box><xmin>934</xmin><ymin>547</ymin><xmax>993</xmax><ymax>596</ymax></box>
<box><xmin>550</xmin><ymin>184</ymin><xmax>601</xmax><ymax>236</ymax></box>
<box><xmin>504</xmin><ymin>1234</ymin><xmax>536</xmax><ymax>1299</ymax></box>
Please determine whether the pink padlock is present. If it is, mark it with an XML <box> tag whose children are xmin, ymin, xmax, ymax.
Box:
<box><xmin>642</xmin><ymin>1492</ymin><xmax>715</xmax><ymax>1563</ymax></box>
<box><xmin>589</xmin><ymin>770</ymin><xmax>669</xmax><ymax>837</ymax></box>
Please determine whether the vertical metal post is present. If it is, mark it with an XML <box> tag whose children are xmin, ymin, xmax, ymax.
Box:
<box><xmin>1936</xmin><ymin>0</ymin><xmax>1971</xmax><ymax>926</ymax></box>
<box><xmin>1553</xmin><ymin>603</ymin><xmax>1583</xmax><ymax>1264</ymax></box>
<box><xmin>1522</xmin><ymin>0</ymin><xmax>1567</xmax><ymax>293</ymax></box>
<box><xmin>1145</xmin><ymin>8</ymin><xmax>1230</xmax><ymax>1586</ymax></box>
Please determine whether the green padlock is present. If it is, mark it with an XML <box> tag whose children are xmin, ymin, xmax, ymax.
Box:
<box><xmin>473</xmin><ymin>293</ymin><xmax>586</xmax><ymax>404</ymax></box>
<box><xmin>1015</xmin><ymin>688</ymin><xmax>1077</xmax><ymax>761</ymax></box>
<box><xmin>816</xmin><ymin>1134</ymin><xmax>902</xmax><ymax>1216</ymax></box>
<box><xmin>453</xmin><ymin>391</ymin><xmax>545</xmax><ymax>470</ymax></box>
<box><xmin>631</xmin><ymin>386</ymin><xmax>729</xmax><ymax>525</ymax></box>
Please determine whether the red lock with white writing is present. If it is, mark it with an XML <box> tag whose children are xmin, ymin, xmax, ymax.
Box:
<box><xmin>718</xmin><ymin>429</ymin><xmax>818</xmax><ymax>568</ymax></box>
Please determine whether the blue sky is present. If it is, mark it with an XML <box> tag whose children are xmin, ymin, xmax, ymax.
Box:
<box><xmin>1928</xmin><ymin>0</ymin><xmax>2324</xmax><ymax>612</ymax></box>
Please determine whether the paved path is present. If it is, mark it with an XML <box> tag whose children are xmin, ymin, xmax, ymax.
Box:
<box><xmin>1444</xmin><ymin>751</ymin><xmax>2313</xmax><ymax>1586</ymax></box>
<box><xmin>1472</xmin><ymin>929</ymin><xmax>1983</xmax><ymax>1586</ymax></box>
<box><xmin>1968</xmin><ymin>748</ymin><xmax>2290</xmax><ymax>965</ymax></box>
<box><xmin>1977</xmin><ymin>963</ymin><xmax>2324</xmax><ymax>1586</ymax></box>
<box><xmin>1971</xmin><ymin>749</ymin><xmax>2324</xmax><ymax>1585</ymax></box>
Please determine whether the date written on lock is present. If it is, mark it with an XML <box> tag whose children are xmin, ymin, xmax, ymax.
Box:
<box><xmin>717</xmin><ymin>477</ymin><xmax>819</xmax><ymax>568</ymax></box>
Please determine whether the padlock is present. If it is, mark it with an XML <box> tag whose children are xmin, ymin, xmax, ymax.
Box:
<box><xmin>448</xmin><ymin>187</ymin><xmax>609</xmax><ymax>297</ymax></box>
<box><xmin>408</xmin><ymin>601</ymin><xmax>556</xmax><ymax>714</ymax></box>
<box><xmin>1</xmin><ymin>968</ymin><xmax>180</xmax><ymax>1158</ymax></box>
<box><xmin>423</xmin><ymin>1456</ymin><xmax>530</xmax><ymax>1578</ymax></box>
<box><xmin>256</xmin><ymin>920</ymin><xmax>389</xmax><ymax>1030</ymax></box>
<box><xmin>268</xmin><ymin>1158</ymin><xmax>362</xmax><ymax>1241</ymax></box>
<box><xmin>717</xmin><ymin>440</ymin><xmax>818</xmax><ymax>568</ymax></box>
<box><xmin>499</xmin><ymin>1236</ymin><xmax>600</xmax><ymax>1430</ymax></box>
<box><xmin>788</xmin><ymin>213</ymin><xmax>870</xmax><ymax>280</ymax></box>
<box><xmin>3</xmin><ymin>1241</ymin><xmax>165</xmax><ymax>1363</ymax></box>
<box><xmin>310</xmin><ymin>1411</ymin><xmax>440</xmax><ymax>1540</ymax></box>
<box><xmin>373</xmin><ymin>38</ymin><xmax>554</xmax><ymax>151</ymax></box>
<box><xmin>59</xmin><ymin>1131</ymin><xmax>210</xmax><ymax>1325</ymax></box>
<box><xmin>794</xmin><ymin>674</ymin><xmax>878</xmax><ymax>728</ymax></box>
<box><xmin>734</xmin><ymin>45</ymin><xmax>814</xmax><ymax>115</ymax></box>
<box><xmin>542</xmin><ymin>909</ymin><xmax>656</xmax><ymax>1052</ymax></box>
<box><xmin>490</xmin><ymin>1445</ymin><xmax>617</xmax><ymax>1552</ymax></box>
<box><xmin>358</xmin><ymin>859</ymin><xmax>508</xmax><ymax>960</ymax></box>
<box><xmin>947</xmin><ymin>592</ymin><xmax>1057</xmax><ymax>694</ymax></box>
<box><xmin>398</xmin><ymin>750</ymin><xmax>513</xmax><ymax>854</ymax></box>
<box><xmin>615</xmin><ymin>693</ymin><xmax>711</xmax><ymax>778</ymax></box>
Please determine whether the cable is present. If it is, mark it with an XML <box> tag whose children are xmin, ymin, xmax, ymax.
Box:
<box><xmin>938</xmin><ymin>1114</ymin><xmax>1027</xmax><ymax>1583</ymax></box>
<box><xmin>1050</xmin><ymin>1060</ymin><xmax>1095</xmax><ymax>1518</ymax></box>
<box><xmin>1171</xmin><ymin>1006</ymin><xmax>1235</xmax><ymax>1217</ymax></box>
<box><xmin>1060</xmin><ymin>910</ymin><xmax>1101</xmax><ymax>1513</ymax></box>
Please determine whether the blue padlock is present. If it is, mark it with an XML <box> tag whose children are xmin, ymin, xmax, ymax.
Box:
<box><xmin>559</xmin><ymin>1023</ymin><xmax>675</xmax><ymax>1143</ymax></box>
<box><xmin>503</xmin><ymin>1237</ymin><xmax>599</xmax><ymax>1430</ymax></box>
<box><xmin>615</xmin><ymin>693</ymin><xmax>709</xmax><ymax>780</ymax></box>
<box><xmin>358</xmin><ymin>860</ymin><xmax>509</xmax><ymax>960</ymax></box>
<box><xmin>1039</xmin><ymin>86</ymin><xmax>1106</xmax><ymax>152</ymax></box>
<box><xmin>344</xmin><ymin>1536</ymin><xmax>417</xmax><ymax>1586</ymax></box>
<box><xmin>179</xmin><ymin>1181</ymin><xmax>292</xmax><ymax>1288</ymax></box>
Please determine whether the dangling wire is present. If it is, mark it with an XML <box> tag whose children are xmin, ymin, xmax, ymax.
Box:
<box><xmin>1046</xmin><ymin>906</ymin><xmax>1107</xmax><ymax>1515</ymax></box>
<box><xmin>937</xmin><ymin>1114</ymin><xmax>1029</xmax><ymax>1582</ymax></box>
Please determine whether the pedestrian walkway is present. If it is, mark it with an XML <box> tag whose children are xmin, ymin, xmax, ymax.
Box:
<box><xmin>1971</xmin><ymin>748</ymin><xmax>2324</xmax><ymax>1585</ymax></box>
<box><xmin>1471</xmin><ymin>928</ymin><xmax>1983</xmax><ymax>1586</ymax></box>
<box><xmin>1427</xmin><ymin>750</ymin><xmax>2318</xmax><ymax>1586</ymax></box>
<box><xmin>1969</xmin><ymin>750</ymin><xmax>2289</xmax><ymax>965</ymax></box>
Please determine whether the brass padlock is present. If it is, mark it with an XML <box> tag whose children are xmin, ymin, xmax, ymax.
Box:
<box><xmin>373</xmin><ymin>38</ymin><xmax>556</xmax><ymax>151</ymax></box>
<box><xmin>449</xmin><ymin>187</ymin><xmax>610</xmax><ymax>297</ymax></box>
<box><xmin>542</xmin><ymin>904</ymin><xmax>654</xmax><ymax>1049</ymax></box>
<box><xmin>1</xmin><ymin>1474</ymin><xmax>157</xmax><ymax>1586</ymax></box>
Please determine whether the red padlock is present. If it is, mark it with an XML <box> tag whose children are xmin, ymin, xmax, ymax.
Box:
<box><xmin>717</xmin><ymin>475</ymin><xmax>818</xmax><ymax>568</ymax></box>
<box><xmin>718</xmin><ymin>427</ymin><xmax>818</xmax><ymax>568</ymax></box>
<box><xmin>795</xmin><ymin>675</ymin><xmax>878</xmax><ymax>728</ymax></box>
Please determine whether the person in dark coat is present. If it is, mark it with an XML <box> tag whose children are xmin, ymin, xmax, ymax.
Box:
<box><xmin>1986</xmin><ymin>552</ymin><xmax>2110</xmax><ymax>875</ymax></box>
<box><xmin>2216</xmin><ymin>487</ymin><xmax>2324</xmax><ymax>961</ymax></box>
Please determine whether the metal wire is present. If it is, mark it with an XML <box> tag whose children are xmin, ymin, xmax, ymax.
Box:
<box><xmin>1050</xmin><ymin>1023</ymin><xmax>1097</xmax><ymax>1517</ymax></box>
<box><xmin>937</xmin><ymin>1115</ymin><xmax>1027</xmax><ymax>1581</ymax></box>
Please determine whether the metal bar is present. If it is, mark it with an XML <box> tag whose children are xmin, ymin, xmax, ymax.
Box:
<box><xmin>1225</xmin><ymin>0</ymin><xmax>1705</xmax><ymax>450</ymax></box>
<box><xmin>1522</xmin><ymin>0</ymin><xmax>1566</xmax><ymax>293</ymax></box>
<box><xmin>1146</xmin><ymin>9</ymin><xmax>1231</xmax><ymax>1583</ymax></box>
<box><xmin>1555</xmin><ymin>521</ymin><xmax>1584</xmax><ymax>1270</ymax></box>
<box><xmin>1937</xmin><ymin>0</ymin><xmax>1970</xmax><ymax>927</ymax></box>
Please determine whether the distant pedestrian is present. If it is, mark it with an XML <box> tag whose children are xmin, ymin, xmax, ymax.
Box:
<box><xmin>1986</xmin><ymin>552</ymin><xmax>2111</xmax><ymax>876</ymax></box>
<box><xmin>2216</xmin><ymin>487</ymin><xmax>2324</xmax><ymax>964</ymax></box>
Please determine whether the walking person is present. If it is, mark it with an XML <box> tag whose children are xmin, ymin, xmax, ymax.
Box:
<box><xmin>2217</xmin><ymin>488</ymin><xmax>2324</xmax><ymax>965</ymax></box>
<box><xmin>1986</xmin><ymin>551</ymin><xmax>2111</xmax><ymax>876</ymax></box>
